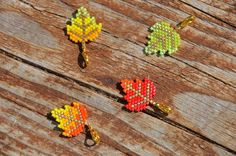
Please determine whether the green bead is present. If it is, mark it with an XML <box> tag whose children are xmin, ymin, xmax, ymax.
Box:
<box><xmin>145</xmin><ymin>21</ymin><xmax>180</xmax><ymax>56</ymax></box>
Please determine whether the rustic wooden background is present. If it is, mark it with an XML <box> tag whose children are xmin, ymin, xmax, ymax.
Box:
<box><xmin>0</xmin><ymin>0</ymin><xmax>236</xmax><ymax>155</ymax></box>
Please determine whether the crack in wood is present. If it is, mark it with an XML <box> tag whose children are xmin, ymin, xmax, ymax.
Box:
<box><xmin>1</xmin><ymin>49</ymin><xmax>235</xmax><ymax>154</ymax></box>
<box><xmin>2</xmin><ymin>0</ymin><xmax>236</xmax><ymax>154</ymax></box>
<box><xmin>179</xmin><ymin>0</ymin><xmax>236</xmax><ymax>28</ymax></box>
<box><xmin>15</xmin><ymin>0</ymin><xmax>236</xmax><ymax>90</ymax></box>
<box><xmin>0</xmin><ymin>88</ymin><xmax>165</xmax><ymax>155</ymax></box>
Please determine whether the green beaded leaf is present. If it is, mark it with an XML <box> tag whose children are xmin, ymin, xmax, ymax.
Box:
<box><xmin>145</xmin><ymin>22</ymin><xmax>180</xmax><ymax>56</ymax></box>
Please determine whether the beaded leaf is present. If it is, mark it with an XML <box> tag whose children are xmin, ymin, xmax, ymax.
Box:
<box><xmin>66</xmin><ymin>7</ymin><xmax>102</xmax><ymax>43</ymax></box>
<box><xmin>121</xmin><ymin>78</ymin><xmax>156</xmax><ymax>112</ymax></box>
<box><xmin>145</xmin><ymin>21</ymin><xmax>180</xmax><ymax>56</ymax></box>
<box><xmin>51</xmin><ymin>102</ymin><xmax>87</xmax><ymax>137</ymax></box>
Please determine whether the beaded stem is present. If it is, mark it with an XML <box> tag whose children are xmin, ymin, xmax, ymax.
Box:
<box><xmin>129</xmin><ymin>86</ymin><xmax>172</xmax><ymax>114</ymax></box>
<box><xmin>176</xmin><ymin>15</ymin><xmax>195</xmax><ymax>30</ymax></box>
<box><xmin>149</xmin><ymin>100</ymin><xmax>172</xmax><ymax>114</ymax></box>
<box><xmin>81</xmin><ymin>42</ymin><xmax>89</xmax><ymax>67</ymax></box>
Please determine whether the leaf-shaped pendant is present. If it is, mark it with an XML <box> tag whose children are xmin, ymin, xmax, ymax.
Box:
<box><xmin>145</xmin><ymin>15</ymin><xmax>195</xmax><ymax>56</ymax></box>
<box><xmin>120</xmin><ymin>78</ymin><xmax>172</xmax><ymax>114</ymax></box>
<box><xmin>121</xmin><ymin>78</ymin><xmax>156</xmax><ymax>111</ymax></box>
<box><xmin>51</xmin><ymin>102</ymin><xmax>100</xmax><ymax>144</ymax></box>
<box><xmin>145</xmin><ymin>22</ymin><xmax>180</xmax><ymax>56</ymax></box>
<box><xmin>66</xmin><ymin>7</ymin><xmax>102</xmax><ymax>67</ymax></box>
<box><xmin>51</xmin><ymin>102</ymin><xmax>87</xmax><ymax>137</ymax></box>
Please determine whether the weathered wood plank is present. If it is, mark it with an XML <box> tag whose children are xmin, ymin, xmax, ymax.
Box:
<box><xmin>180</xmin><ymin>0</ymin><xmax>236</xmax><ymax>27</ymax></box>
<box><xmin>0</xmin><ymin>0</ymin><xmax>236</xmax><ymax>151</ymax></box>
<box><xmin>0</xmin><ymin>53</ymin><xmax>234</xmax><ymax>156</ymax></box>
<box><xmin>0</xmin><ymin>98</ymin><xmax>127</xmax><ymax>156</ymax></box>
<box><xmin>0</xmin><ymin>0</ymin><xmax>236</xmax><ymax>155</ymax></box>
<box><xmin>199</xmin><ymin>0</ymin><xmax>236</xmax><ymax>14</ymax></box>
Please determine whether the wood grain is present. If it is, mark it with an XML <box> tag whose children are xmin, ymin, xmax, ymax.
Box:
<box><xmin>180</xmin><ymin>0</ymin><xmax>236</xmax><ymax>27</ymax></box>
<box><xmin>0</xmin><ymin>53</ymin><xmax>234</xmax><ymax>156</ymax></box>
<box><xmin>0</xmin><ymin>0</ymin><xmax>236</xmax><ymax>155</ymax></box>
<box><xmin>198</xmin><ymin>0</ymin><xmax>236</xmax><ymax>14</ymax></box>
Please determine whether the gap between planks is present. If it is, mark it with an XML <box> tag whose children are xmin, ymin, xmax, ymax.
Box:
<box><xmin>1</xmin><ymin>0</ymin><xmax>236</xmax><ymax>154</ymax></box>
<box><xmin>1</xmin><ymin>48</ymin><xmax>235</xmax><ymax>155</ymax></box>
<box><xmin>16</xmin><ymin>0</ymin><xmax>236</xmax><ymax>90</ymax></box>
<box><xmin>179</xmin><ymin>0</ymin><xmax>236</xmax><ymax>28</ymax></box>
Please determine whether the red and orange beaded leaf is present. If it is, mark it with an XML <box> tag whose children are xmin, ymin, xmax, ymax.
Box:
<box><xmin>120</xmin><ymin>78</ymin><xmax>156</xmax><ymax>112</ymax></box>
<box><xmin>51</xmin><ymin>102</ymin><xmax>87</xmax><ymax>137</ymax></box>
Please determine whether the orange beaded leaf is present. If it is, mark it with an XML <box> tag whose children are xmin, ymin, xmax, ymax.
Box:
<box><xmin>121</xmin><ymin>78</ymin><xmax>156</xmax><ymax>112</ymax></box>
<box><xmin>51</xmin><ymin>102</ymin><xmax>87</xmax><ymax>137</ymax></box>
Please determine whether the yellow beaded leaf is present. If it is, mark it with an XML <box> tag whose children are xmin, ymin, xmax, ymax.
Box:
<box><xmin>66</xmin><ymin>7</ymin><xmax>102</xmax><ymax>43</ymax></box>
<box><xmin>51</xmin><ymin>102</ymin><xmax>87</xmax><ymax>137</ymax></box>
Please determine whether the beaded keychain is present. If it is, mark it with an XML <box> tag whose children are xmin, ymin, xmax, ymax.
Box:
<box><xmin>66</xmin><ymin>7</ymin><xmax>102</xmax><ymax>68</ymax></box>
<box><xmin>51</xmin><ymin>102</ymin><xmax>100</xmax><ymax>145</ymax></box>
<box><xmin>145</xmin><ymin>15</ymin><xmax>195</xmax><ymax>56</ymax></box>
<box><xmin>120</xmin><ymin>78</ymin><xmax>172</xmax><ymax>114</ymax></box>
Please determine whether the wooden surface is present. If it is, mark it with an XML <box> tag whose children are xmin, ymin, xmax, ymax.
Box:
<box><xmin>0</xmin><ymin>0</ymin><xmax>236</xmax><ymax>155</ymax></box>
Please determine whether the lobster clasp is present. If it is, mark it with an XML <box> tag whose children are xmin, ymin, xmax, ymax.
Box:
<box><xmin>176</xmin><ymin>15</ymin><xmax>195</xmax><ymax>30</ymax></box>
<box><xmin>87</xmin><ymin>124</ymin><xmax>100</xmax><ymax>144</ymax></box>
